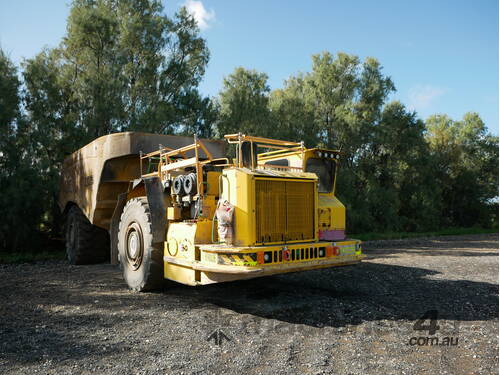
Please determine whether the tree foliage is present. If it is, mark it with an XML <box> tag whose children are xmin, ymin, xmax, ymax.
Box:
<box><xmin>216</xmin><ymin>67</ymin><xmax>272</xmax><ymax>137</ymax></box>
<box><xmin>24</xmin><ymin>0</ymin><xmax>211</xmax><ymax>140</ymax></box>
<box><xmin>426</xmin><ymin>113</ymin><xmax>499</xmax><ymax>228</ymax></box>
<box><xmin>0</xmin><ymin>51</ymin><xmax>48</xmax><ymax>251</ymax></box>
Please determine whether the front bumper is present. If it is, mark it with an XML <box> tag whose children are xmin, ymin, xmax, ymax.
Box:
<box><xmin>164</xmin><ymin>239</ymin><xmax>364</xmax><ymax>284</ymax></box>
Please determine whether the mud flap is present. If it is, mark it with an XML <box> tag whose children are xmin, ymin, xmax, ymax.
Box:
<box><xmin>110</xmin><ymin>193</ymin><xmax>128</xmax><ymax>265</ymax></box>
<box><xmin>143</xmin><ymin>177</ymin><xmax>167</xmax><ymax>244</ymax></box>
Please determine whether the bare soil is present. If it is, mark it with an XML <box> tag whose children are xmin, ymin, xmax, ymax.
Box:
<box><xmin>0</xmin><ymin>233</ymin><xmax>498</xmax><ymax>375</ymax></box>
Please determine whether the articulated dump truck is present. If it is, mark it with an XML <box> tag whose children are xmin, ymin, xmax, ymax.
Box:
<box><xmin>59</xmin><ymin>132</ymin><xmax>364</xmax><ymax>291</ymax></box>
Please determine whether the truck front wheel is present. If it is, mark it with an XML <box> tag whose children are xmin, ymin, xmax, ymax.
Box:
<box><xmin>117</xmin><ymin>197</ymin><xmax>164</xmax><ymax>292</ymax></box>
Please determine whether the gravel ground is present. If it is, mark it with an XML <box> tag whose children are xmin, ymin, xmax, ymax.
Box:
<box><xmin>0</xmin><ymin>233</ymin><xmax>498</xmax><ymax>375</ymax></box>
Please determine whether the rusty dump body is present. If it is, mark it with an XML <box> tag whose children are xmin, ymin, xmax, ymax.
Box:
<box><xmin>58</xmin><ymin>132</ymin><xmax>226</xmax><ymax>231</ymax></box>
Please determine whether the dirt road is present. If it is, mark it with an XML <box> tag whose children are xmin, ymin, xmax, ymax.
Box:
<box><xmin>0</xmin><ymin>234</ymin><xmax>498</xmax><ymax>374</ymax></box>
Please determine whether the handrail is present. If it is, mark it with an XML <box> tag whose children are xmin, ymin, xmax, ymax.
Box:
<box><xmin>224</xmin><ymin>133</ymin><xmax>302</xmax><ymax>147</ymax></box>
<box><xmin>257</xmin><ymin>145</ymin><xmax>304</xmax><ymax>159</ymax></box>
<box><xmin>224</xmin><ymin>133</ymin><xmax>304</xmax><ymax>169</ymax></box>
<box><xmin>140</xmin><ymin>136</ymin><xmax>220</xmax><ymax>197</ymax></box>
<box><xmin>141</xmin><ymin>146</ymin><xmax>174</xmax><ymax>159</ymax></box>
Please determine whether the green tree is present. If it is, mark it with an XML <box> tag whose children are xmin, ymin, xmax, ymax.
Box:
<box><xmin>216</xmin><ymin>67</ymin><xmax>272</xmax><ymax>137</ymax></box>
<box><xmin>302</xmin><ymin>52</ymin><xmax>359</xmax><ymax>150</ymax></box>
<box><xmin>24</xmin><ymin>0</ymin><xmax>212</xmax><ymax>141</ymax></box>
<box><xmin>0</xmin><ymin>51</ymin><xmax>48</xmax><ymax>251</ymax></box>
<box><xmin>0</xmin><ymin>51</ymin><xmax>20</xmax><ymax>138</ymax></box>
<box><xmin>426</xmin><ymin>113</ymin><xmax>498</xmax><ymax>227</ymax></box>
<box><xmin>269</xmin><ymin>75</ymin><xmax>316</xmax><ymax>146</ymax></box>
<box><xmin>178</xmin><ymin>94</ymin><xmax>219</xmax><ymax>138</ymax></box>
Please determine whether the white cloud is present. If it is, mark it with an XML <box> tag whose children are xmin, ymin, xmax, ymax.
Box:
<box><xmin>408</xmin><ymin>84</ymin><xmax>446</xmax><ymax>111</ymax></box>
<box><xmin>184</xmin><ymin>0</ymin><xmax>215</xmax><ymax>30</ymax></box>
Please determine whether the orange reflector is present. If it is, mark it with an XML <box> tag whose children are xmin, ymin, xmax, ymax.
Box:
<box><xmin>326</xmin><ymin>245</ymin><xmax>340</xmax><ymax>257</ymax></box>
<box><xmin>326</xmin><ymin>245</ymin><xmax>334</xmax><ymax>257</ymax></box>
<box><xmin>257</xmin><ymin>252</ymin><xmax>265</xmax><ymax>264</ymax></box>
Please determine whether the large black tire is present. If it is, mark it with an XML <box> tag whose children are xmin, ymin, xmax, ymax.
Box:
<box><xmin>117</xmin><ymin>197</ymin><xmax>164</xmax><ymax>292</ymax></box>
<box><xmin>65</xmin><ymin>205</ymin><xmax>110</xmax><ymax>264</ymax></box>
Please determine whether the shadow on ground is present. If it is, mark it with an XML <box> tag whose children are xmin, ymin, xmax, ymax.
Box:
<box><xmin>167</xmin><ymin>261</ymin><xmax>498</xmax><ymax>328</ymax></box>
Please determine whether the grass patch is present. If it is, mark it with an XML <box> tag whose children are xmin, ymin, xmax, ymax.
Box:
<box><xmin>0</xmin><ymin>251</ymin><xmax>66</xmax><ymax>264</ymax></box>
<box><xmin>354</xmin><ymin>227</ymin><xmax>498</xmax><ymax>242</ymax></box>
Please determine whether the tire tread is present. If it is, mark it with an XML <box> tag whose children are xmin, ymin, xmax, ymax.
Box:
<box><xmin>65</xmin><ymin>205</ymin><xmax>109</xmax><ymax>265</ymax></box>
<box><xmin>118</xmin><ymin>197</ymin><xmax>164</xmax><ymax>292</ymax></box>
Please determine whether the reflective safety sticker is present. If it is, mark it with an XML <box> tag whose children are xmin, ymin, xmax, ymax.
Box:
<box><xmin>218</xmin><ymin>253</ymin><xmax>258</xmax><ymax>266</ymax></box>
<box><xmin>338</xmin><ymin>244</ymin><xmax>356</xmax><ymax>255</ymax></box>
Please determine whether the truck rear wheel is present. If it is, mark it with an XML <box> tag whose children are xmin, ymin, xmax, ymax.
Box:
<box><xmin>65</xmin><ymin>205</ymin><xmax>109</xmax><ymax>264</ymax></box>
<box><xmin>117</xmin><ymin>197</ymin><xmax>164</xmax><ymax>292</ymax></box>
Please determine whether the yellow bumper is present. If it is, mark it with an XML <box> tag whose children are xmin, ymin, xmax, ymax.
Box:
<box><xmin>164</xmin><ymin>239</ymin><xmax>364</xmax><ymax>285</ymax></box>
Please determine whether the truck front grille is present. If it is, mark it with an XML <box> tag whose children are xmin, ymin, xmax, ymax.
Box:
<box><xmin>255</xmin><ymin>179</ymin><xmax>315</xmax><ymax>244</ymax></box>
<box><xmin>263</xmin><ymin>246</ymin><xmax>326</xmax><ymax>264</ymax></box>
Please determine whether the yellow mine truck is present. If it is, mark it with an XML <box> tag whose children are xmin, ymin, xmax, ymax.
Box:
<box><xmin>60</xmin><ymin>132</ymin><xmax>363</xmax><ymax>291</ymax></box>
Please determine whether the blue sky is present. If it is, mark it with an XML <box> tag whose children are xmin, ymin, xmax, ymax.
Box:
<box><xmin>1</xmin><ymin>0</ymin><xmax>498</xmax><ymax>134</ymax></box>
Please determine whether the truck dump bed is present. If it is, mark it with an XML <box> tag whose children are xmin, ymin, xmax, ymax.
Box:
<box><xmin>59</xmin><ymin>132</ymin><xmax>226</xmax><ymax>230</ymax></box>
